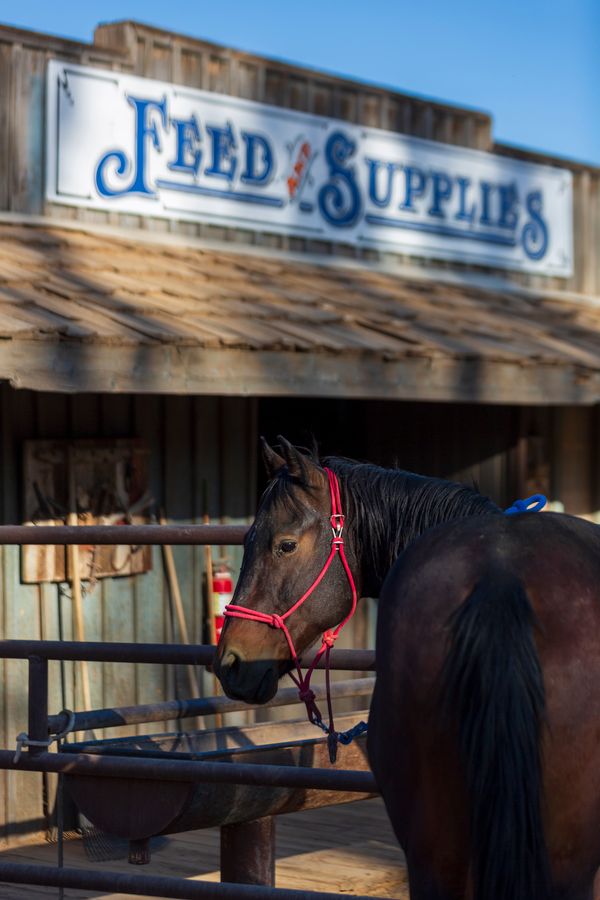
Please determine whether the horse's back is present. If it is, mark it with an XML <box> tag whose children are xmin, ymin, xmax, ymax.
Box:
<box><xmin>377</xmin><ymin>511</ymin><xmax>600</xmax><ymax>671</ymax></box>
<box><xmin>368</xmin><ymin>512</ymin><xmax>600</xmax><ymax>896</ymax></box>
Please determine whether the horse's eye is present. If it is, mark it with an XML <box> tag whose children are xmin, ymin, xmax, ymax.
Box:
<box><xmin>278</xmin><ymin>540</ymin><xmax>298</xmax><ymax>555</ymax></box>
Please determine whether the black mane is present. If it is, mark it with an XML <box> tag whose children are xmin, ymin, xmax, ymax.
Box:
<box><xmin>325</xmin><ymin>457</ymin><xmax>500</xmax><ymax>595</ymax></box>
<box><xmin>259</xmin><ymin>449</ymin><xmax>501</xmax><ymax>598</ymax></box>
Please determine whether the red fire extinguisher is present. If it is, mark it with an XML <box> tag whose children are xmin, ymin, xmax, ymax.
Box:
<box><xmin>213</xmin><ymin>566</ymin><xmax>234</xmax><ymax>642</ymax></box>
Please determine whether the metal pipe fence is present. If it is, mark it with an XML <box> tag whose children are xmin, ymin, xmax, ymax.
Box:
<box><xmin>0</xmin><ymin>524</ymin><xmax>381</xmax><ymax>899</ymax></box>
<box><xmin>48</xmin><ymin>676</ymin><xmax>375</xmax><ymax>734</ymax></box>
<box><xmin>0</xmin><ymin>639</ymin><xmax>375</xmax><ymax>669</ymax></box>
<box><xmin>0</xmin><ymin>524</ymin><xmax>248</xmax><ymax>545</ymax></box>
<box><xmin>0</xmin><ymin>862</ymin><xmax>390</xmax><ymax>900</ymax></box>
<box><xmin>0</xmin><ymin>750</ymin><xmax>376</xmax><ymax>792</ymax></box>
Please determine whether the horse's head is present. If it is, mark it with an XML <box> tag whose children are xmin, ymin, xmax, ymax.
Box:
<box><xmin>214</xmin><ymin>436</ymin><xmax>359</xmax><ymax>704</ymax></box>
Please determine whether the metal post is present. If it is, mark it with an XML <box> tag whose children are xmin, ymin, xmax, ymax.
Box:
<box><xmin>0</xmin><ymin>860</ymin><xmax>391</xmax><ymax>899</ymax></box>
<box><xmin>27</xmin><ymin>656</ymin><xmax>49</xmax><ymax>756</ymax></box>
<box><xmin>129</xmin><ymin>837</ymin><xmax>152</xmax><ymax>865</ymax></box>
<box><xmin>2</xmin><ymin>749</ymin><xmax>378</xmax><ymax>792</ymax></box>
<box><xmin>220</xmin><ymin>817</ymin><xmax>275</xmax><ymax>887</ymax></box>
<box><xmin>57</xmin><ymin>772</ymin><xmax>65</xmax><ymax>900</ymax></box>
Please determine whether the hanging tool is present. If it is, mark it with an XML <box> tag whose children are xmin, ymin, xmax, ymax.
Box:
<box><xmin>160</xmin><ymin>511</ymin><xmax>200</xmax><ymax>699</ymax></box>
<box><xmin>67</xmin><ymin>445</ymin><xmax>93</xmax><ymax>714</ymax></box>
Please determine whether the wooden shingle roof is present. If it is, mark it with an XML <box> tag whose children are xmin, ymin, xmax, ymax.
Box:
<box><xmin>1</xmin><ymin>221</ymin><xmax>600</xmax><ymax>403</ymax></box>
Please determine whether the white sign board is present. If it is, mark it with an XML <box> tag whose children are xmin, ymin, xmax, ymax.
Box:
<box><xmin>46</xmin><ymin>60</ymin><xmax>573</xmax><ymax>276</ymax></box>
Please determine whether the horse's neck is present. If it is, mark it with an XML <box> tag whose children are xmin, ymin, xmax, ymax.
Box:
<box><xmin>334</xmin><ymin>462</ymin><xmax>500</xmax><ymax>598</ymax></box>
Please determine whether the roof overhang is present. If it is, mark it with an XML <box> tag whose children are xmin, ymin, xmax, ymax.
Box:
<box><xmin>2</xmin><ymin>216</ymin><xmax>600</xmax><ymax>405</ymax></box>
<box><xmin>3</xmin><ymin>342</ymin><xmax>600</xmax><ymax>405</ymax></box>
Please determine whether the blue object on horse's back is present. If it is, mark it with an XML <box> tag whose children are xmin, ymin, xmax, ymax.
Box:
<box><xmin>504</xmin><ymin>494</ymin><xmax>547</xmax><ymax>515</ymax></box>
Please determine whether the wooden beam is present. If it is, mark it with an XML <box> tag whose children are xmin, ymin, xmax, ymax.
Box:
<box><xmin>2</xmin><ymin>341</ymin><xmax>600</xmax><ymax>406</ymax></box>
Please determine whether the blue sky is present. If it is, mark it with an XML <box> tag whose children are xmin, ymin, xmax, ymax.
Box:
<box><xmin>6</xmin><ymin>1</ymin><xmax>600</xmax><ymax>166</ymax></box>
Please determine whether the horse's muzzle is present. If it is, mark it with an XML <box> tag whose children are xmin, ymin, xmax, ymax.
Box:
<box><xmin>214</xmin><ymin>647</ymin><xmax>279</xmax><ymax>704</ymax></box>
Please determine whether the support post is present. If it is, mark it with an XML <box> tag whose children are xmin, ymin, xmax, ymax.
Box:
<box><xmin>220</xmin><ymin>817</ymin><xmax>275</xmax><ymax>887</ymax></box>
<box><xmin>129</xmin><ymin>837</ymin><xmax>151</xmax><ymax>865</ymax></box>
<box><xmin>28</xmin><ymin>656</ymin><xmax>49</xmax><ymax>756</ymax></box>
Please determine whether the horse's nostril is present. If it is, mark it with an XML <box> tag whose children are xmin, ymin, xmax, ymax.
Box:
<box><xmin>225</xmin><ymin>650</ymin><xmax>242</xmax><ymax>677</ymax></box>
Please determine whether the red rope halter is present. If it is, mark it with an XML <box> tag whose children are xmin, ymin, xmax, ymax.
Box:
<box><xmin>224</xmin><ymin>467</ymin><xmax>360</xmax><ymax>761</ymax></box>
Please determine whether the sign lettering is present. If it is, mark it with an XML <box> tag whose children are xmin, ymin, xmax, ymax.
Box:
<box><xmin>46</xmin><ymin>61</ymin><xmax>573</xmax><ymax>276</ymax></box>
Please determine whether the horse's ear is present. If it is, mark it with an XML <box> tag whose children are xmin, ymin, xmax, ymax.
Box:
<box><xmin>276</xmin><ymin>435</ymin><xmax>322</xmax><ymax>485</ymax></box>
<box><xmin>260</xmin><ymin>437</ymin><xmax>286</xmax><ymax>478</ymax></box>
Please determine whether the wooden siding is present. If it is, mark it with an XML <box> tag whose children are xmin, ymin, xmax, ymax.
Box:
<box><xmin>0</xmin><ymin>385</ymin><xmax>598</xmax><ymax>842</ymax></box>
<box><xmin>259</xmin><ymin>396</ymin><xmax>600</xmax><ymax>522</ymax></box>
<box><xmin>259</xmin><ymin>397</ymin><xmax>529</xmax><ymax>509</ymax></box>
<box><xmin>2</xmin><ymin>21</ymin><xmax>597</xmax><ymax>293</ymax></box>
<box><xmin>0</xmin><ymin>16</ymin><xmax>599</xmax><ymax>848</ymax></box>
<box><xmin>0</xmin><ymin>384</ymin><xmax>258</xmax><ymax>844</ymax></box>
<box><xmin>0</xmin><ymin>384</ymin><xmax>373</xmax><ymax>845</ymax></box>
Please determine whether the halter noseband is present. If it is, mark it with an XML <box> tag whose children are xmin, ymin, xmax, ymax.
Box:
<box><xmin>223</xmin><ymin>467</ymin><xmax>361</xmax><ymax>760</ymax></box>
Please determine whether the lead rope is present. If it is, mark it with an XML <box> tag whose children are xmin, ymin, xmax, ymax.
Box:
<box><xmin>225</xmin><ymin>468</ymin><xmax>366</xmax><ymax>762</ymax></box>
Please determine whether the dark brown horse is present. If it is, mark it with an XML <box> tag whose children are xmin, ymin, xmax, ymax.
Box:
<box><xmin>215</xmin><ymin>438</ymin><xmax>600</xmax><ymax>900</ymax></box>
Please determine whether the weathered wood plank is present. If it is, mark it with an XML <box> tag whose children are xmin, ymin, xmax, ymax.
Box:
<box><xmin>192</xmin><ymin>395</ymin><xmax>219</xmax><ymax>707</ymax></box>
<box><xmin>9</xmin><ymin>44</ymin><xmax>45</xmax><ymax>214</ymax></box>
<box><xmin>0</xmin><ymin>42</ymin><xmax>12</xmax><ymax>210</ymax></box>
<box><xmin>0</xmin><ymin>799</ymin><xmax>407</xmax><ymax>899</ymax></box>
<box><xmin>0</xmin><ymin>386</ymin><xmax>8</xmax><ymax>844</ymax></box>
<box><xmin>553</xmin><ymin>406</ymin><xmax>594</xmax><ymax>515</ymax></box>
<box><xmin>95</xmin><ymin>395</ymin><xmax>137</xmax><ymax>738</ymax></box>
<box><xmin>133</xmin><ymin>394</ymin><xmax>169</xmax><ymax>733</ymax></box>
<box><xmin>98</xmin><ymin>573</ymin><xmax>136</xmax><ymax>740</ymax></box>
<box><xmin>163</xmin><ymin>396</ymin><xmax>197</xmax><ymax>702</ymax></box>
<box><xmin>4</xmin><ymin>552</ymin><xmax>44</xmax><ymax>840</ymax></box>
<box><xmin>576</xmin><ymin>171</ymin><xmax>593</xmax><ymax>295</ymax></box>
<box><xmin>4</xmin><ymin>340</ymin><xmax>600</xmax><ymax>405</ymax></box>
<box><xmin>593</xmin><ymin>175</ymin><xmax>600</xmax><ymax>296</ymax></box>
<box><xmin>43</xmin><ymin>399</ymin><xmax>102</xmax><ymax>722</ymax></box>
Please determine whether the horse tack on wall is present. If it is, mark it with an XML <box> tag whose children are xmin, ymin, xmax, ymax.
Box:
<box><xmin>21</xmin><ymin>439</ymin><xmax>153</xmax><ymax>584</ymax></box>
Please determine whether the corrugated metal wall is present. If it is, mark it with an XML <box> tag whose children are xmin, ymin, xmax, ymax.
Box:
<box><xmin>0</xmin><ymin>21</ymin><xmax>598</xmax><ymax>294</ymax></box>
<box><xmin>0</xmin><ymin>384</ymin><xmax>257</xmax><ymax>843</ymax></box>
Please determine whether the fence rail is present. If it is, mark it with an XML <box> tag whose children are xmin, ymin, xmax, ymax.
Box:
<box><xmin>0</xmin><ymin>862</ymin><xmax>390</xmax><ymax>900</ymax></box>
<box><xmin>47</xmin><ymin>676</ymin><xmax>375</xmax><ymax>734</ymax></box>
<box><xmin>0</xmin><ymin>524</ymin><xmax>381</xmax><ymax>899</ymax></box>
<box><xmin>0</xmin><ymin>639</ymin><xmax>375</xmax><ymax>669</ymax></box>
<box><xmin>0</xmin><ymin>750</ymin><xmax>377</xmax><ymax>792</ymax></box>
<box><xmin>0</xmin><ymin>524</ymin><xmax>248</xmax><ymax>545</ymax></box>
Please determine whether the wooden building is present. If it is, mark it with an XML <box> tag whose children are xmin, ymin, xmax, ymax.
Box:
<box><xmin>0</xmin><ymin>19</ymin><xmax>599</xmax><ymax>842</ymax></box>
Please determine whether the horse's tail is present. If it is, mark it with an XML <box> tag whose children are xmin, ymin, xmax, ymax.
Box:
<box><xmin>440</xmin><ymin>569</ymin><xmax>551</xmax><ymax>900</ymax></box>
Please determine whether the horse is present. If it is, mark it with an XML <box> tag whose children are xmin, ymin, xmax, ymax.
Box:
<box><xmin>214</xmin><ymin>437</ymin><xmax>600</xmax><ymax>900</ymax></box>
